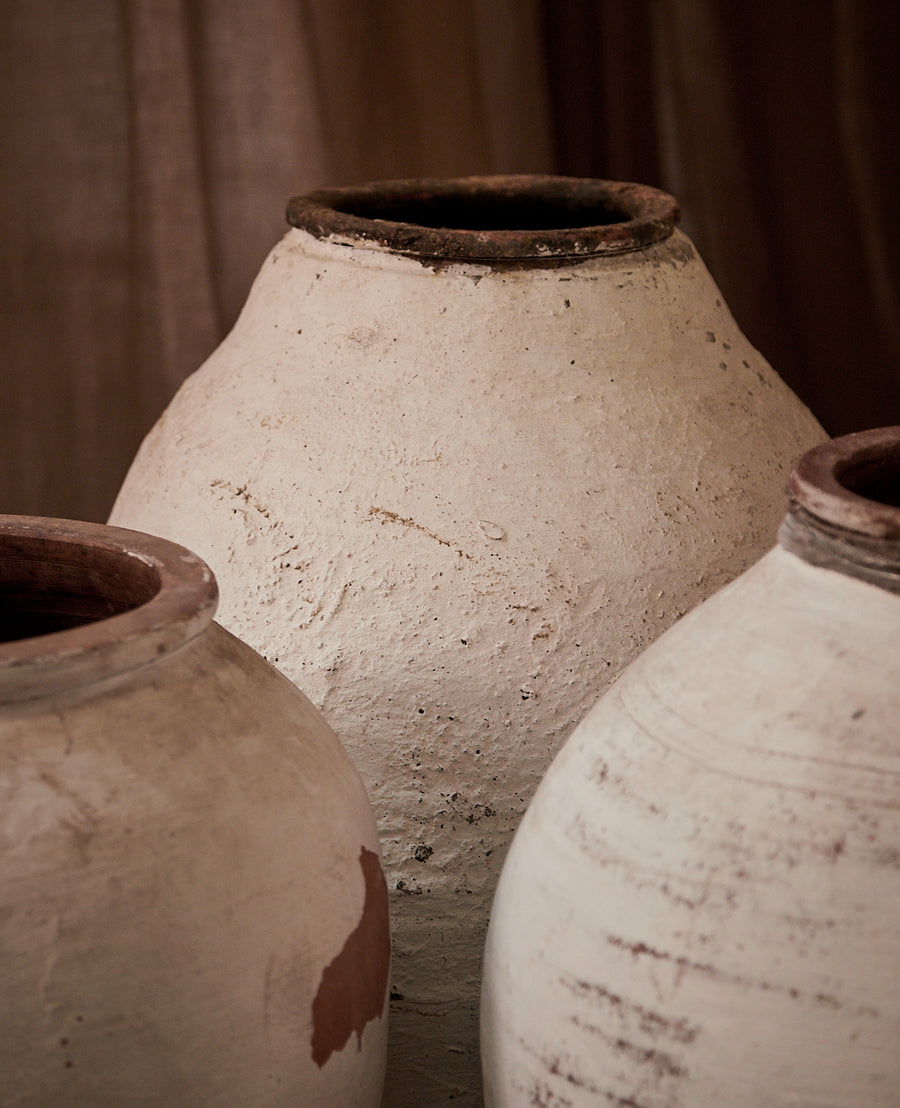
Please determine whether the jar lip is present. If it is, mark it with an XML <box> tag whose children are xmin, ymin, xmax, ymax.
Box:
<box><xmin>789</xmin><ymin>427</ymin><xmax>900</xmax><ymax>539</ymax></box>
<box><xmin>286</xmin><ymin>175</ymin><xmax>679</xmax><ymax>263</ymax></box>
<box><xmin>0</xmin><ymin>516</ymin><xmax>218</xmax><ymax>702</ymax></box>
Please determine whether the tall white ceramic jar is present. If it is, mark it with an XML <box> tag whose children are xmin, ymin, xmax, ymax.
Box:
<box><xmin>482</xmin><ymin>428</ymin><xmax>900</xmax><ymax>1106</ymax></box>
<box><xmin>0</xmin><ymin>516</ymin><xmax>389</xmax><ymax>1107</ymax></box>
<box><xmin>109</xmin><ymin>176</ymin><xmax>824</xmax><ymax>1104</ymax></box>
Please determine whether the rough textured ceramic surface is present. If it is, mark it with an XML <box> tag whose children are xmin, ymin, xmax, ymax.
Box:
<box><xmin>0</xmin><ymin>517</ymin><xmax>388</xmax><ymax>1107</ymax></box>
<box><xmin>481</xmin><ymin>428</ymin><xmax>900</xmax><ymax>1107</ymax></box>
<box><xmin>109</xmin><ymin>176</ymin><xmax>824</xmax><ymax>1104</ymax></box>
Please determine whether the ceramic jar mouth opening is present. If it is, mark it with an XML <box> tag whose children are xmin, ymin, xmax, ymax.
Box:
<box><xmin>0</xmin><ymin>535</ymin><xmax>160</xmax><ymax>643</ymax></box>
<box><xmin>779</xmin><ymin>428</ymin><xmax>900</xmax><ymax>593</ymax></box>
<box><xmin>286</xmin><ymin>176</ymin><xmax>679</xmax><ymax>264</ymax></box>
<box><xmin>787</xmin><ymin>428</ymin><xmax>900</xmax><ymax>539</ymax></box>
<box><xmin>0</xmin><ymin>517</ymin><xmax>218</xmax><ymax>701</ymax></box>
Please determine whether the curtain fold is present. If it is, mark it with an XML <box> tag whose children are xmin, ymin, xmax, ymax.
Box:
<box><xmin>545</xmin><ymin>0</ymin><xmax>900</xmax><ymax>435</ymax></box>
<box><xmin>1</xmin><ymin>1</ymin><xmax>899</xmax><ymax>523</ymax></box>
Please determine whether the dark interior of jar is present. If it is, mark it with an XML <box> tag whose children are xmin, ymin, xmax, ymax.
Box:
<box><xmin>330</xmin><ymin>192</ymin><xmax>632</xmax><ymax>231</ymax></box>
<box><xmin>836</xmin><ymin>448</ymin><xmax>900</xmax><ymax>509</ymax></box>
<box><xmin>0</xmin><ymin>537</ymin><xmax>161</xmax><ymax>643</ymax></box>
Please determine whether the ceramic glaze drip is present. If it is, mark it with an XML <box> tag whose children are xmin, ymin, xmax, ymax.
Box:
<box><xmin>109</xmin><ymin>176</ymin><xmax>825</xmax><ymax>1105</ymax></box>
<box><xmin>482</xmin><ymin>428</ymin><xmax>900</xmax><ymax>1106</ymax></box>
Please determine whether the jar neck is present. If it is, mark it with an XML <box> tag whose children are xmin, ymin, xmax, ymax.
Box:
<box><xmin>778</xmin><ymin>503</ymin><xmax>900</xmax><ymax>596</ymax></box>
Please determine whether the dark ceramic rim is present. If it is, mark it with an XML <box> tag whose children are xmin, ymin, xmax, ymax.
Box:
<box><xmin>788</xmin><ymin>427</ymin><xmax>900</xmax><ymax>539</ymax></box>
<box><xmin>286</xmin><ymin>175</ymin><xmax>679</xmax><ymax>263</ymax></box>
<box><xmin>780</xmin><ymin>428</ymin><xmax>900</xmax><ymax>593</ymax></box>
<box><xmin>0</xmin><ymin>516</ymin><xmax>218</xmax><ymax>701</ymax></box>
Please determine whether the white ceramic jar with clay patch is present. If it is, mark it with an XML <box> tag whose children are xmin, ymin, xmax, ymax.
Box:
<box><xmin>0</xmin><ymin>516</ymin><xmax>388</xmax><ymax>1107</ymax></box>
<box><xmin>482</xmin><ymin>428</ymin><xmax>900</xmax><ymax>1106</ymax></box>
<box><xmin>109</xmin><ymin>176</ymin><xmax>824</xmax><ymax>1104</ymax></box>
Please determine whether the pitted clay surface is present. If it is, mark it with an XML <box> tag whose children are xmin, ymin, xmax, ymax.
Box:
<box><xmin>111</xmin><ymin>226</ymin><xmax>824</xmax><ymax>1104</ymax></box>
<box><xmin>482</xmin><ymin>548</ymin><xmax>900</xmax><ymax>1105</ymax></box>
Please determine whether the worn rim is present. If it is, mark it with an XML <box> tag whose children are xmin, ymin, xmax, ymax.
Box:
<box><xmin>788</xmin><ymin>428</ymin><xmax>900</xmax><ymax>539</ymax></box>
<box><xmin>0</xmin><ymin>516</ymin><xmax>217</xmax><ymax>701</ymax></box>
<box><xmin>286</xmin><ymin>175</ymin><xmax>679</xmax><ymax>263</ymax></box>
<box><xmin>780</xmin><ymin>428</ymin><xmax>900</xmax><ymax>594</ymax></box>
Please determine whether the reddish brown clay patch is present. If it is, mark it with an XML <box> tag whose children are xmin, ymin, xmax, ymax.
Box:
<box><xmin>311</xmin><ymin>846</ymin><xmax>391</xmax><ymax>1067</ymax></box>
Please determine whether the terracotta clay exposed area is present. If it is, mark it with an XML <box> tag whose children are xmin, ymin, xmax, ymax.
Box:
<box><xmin>312</xmin><ymin>846</ymin><xmax>391</xmax><ymax>1067</ymax></box>
<box><xmin>110</xmin><ymin>177</ymin><xmax>824</xmax><ymax>1104</ymax></box>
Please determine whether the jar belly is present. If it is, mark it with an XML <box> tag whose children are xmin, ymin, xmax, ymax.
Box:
<box><xmin>0</xmin><ymin>519</ymin><xmax>388</xmax><ymax>1107</ymax></box>
<box><xmin>482</xmin><ymin>526</ymin><xmax>900</xmax><ymax>1105</ymax></box>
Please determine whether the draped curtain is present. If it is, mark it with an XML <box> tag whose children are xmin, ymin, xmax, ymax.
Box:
<box><xmin>2</xmin><ymin>0</ymin><xmax>898</xmax><ymax>523</ymax></box>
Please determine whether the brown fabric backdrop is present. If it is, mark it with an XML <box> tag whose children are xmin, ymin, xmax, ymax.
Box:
<box><xmin>3</xmin><ymin>0</ymin><xmax>899</xmax><ymax>523</ymax></box>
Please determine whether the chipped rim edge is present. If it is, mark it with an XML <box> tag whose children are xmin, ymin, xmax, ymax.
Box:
<box><xmin>286</xmin><ymin>175</ymin><xmax>679</xmax><ymax>264</ymax></box>
<box><xmin>0</xmin><ymin>516</ymin><xmax>218</xmax><ymax>701</ymax></box>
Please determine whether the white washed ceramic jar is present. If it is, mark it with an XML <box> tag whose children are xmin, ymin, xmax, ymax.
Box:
<box><xmin>0</xmin><ymin>516</ymin><xmax>388</xmax><ymax>1107</ymax></box>
<box><xmin>109</xmin><ymin>176</ymin><xmax>824</xmax><ymax>1104</ymax></box>
<box><xmin>482</xmin><ymin>427</ymin><xmax>900</xmax><ymax>1106</ymax></box>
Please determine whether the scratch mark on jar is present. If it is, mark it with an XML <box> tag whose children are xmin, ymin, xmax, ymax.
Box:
<box><xmin>210</xmin><ymin>477</ymin><xmax>272</xmax><ymax>520</ymax></box>
<box><xmin>366</xmin><ymin>506</ymin><xmax>472</xmax><ymax>560</ymax></box>
<box><xmin>562</xmin><ymin>975</ymin><xmax>699</xmax><ymax>1043</ymax></box>
<box><xmin>569</xmin><ymin>1017</ymin><xmax>687</xmax><ymax>1079</ymax></box>
<box><xmin>603</xmin><ymin>932</ymin><xmax>876</xmax><ymax>1016</ymax></box>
